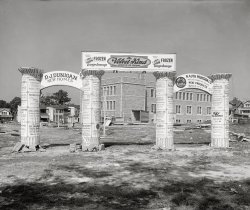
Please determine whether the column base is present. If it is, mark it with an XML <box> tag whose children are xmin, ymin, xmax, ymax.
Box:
<box><xmin>151</xmin><ymin>144</ymin><xmax>175</xmax><ymax>151</ymax></box>
<box><xmin>21</xmin><ymin>136</ymin><xmax>40</xmax><ymax>148</ymax></box>
<box><xmin>82</xmin><ymin>143</ymin><xmax>105</xmax><ymax>152</ymax></box>
<box><xmin>210</xmin><ymin>138</ymin><xmax>229</xmax><ymax>148</ymax></box>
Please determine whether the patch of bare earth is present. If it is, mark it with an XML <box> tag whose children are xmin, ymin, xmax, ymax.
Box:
<box><xmin>0</xmin><ymin>123</ymin><xmax>250</xmax><ymax>209</ymax></box>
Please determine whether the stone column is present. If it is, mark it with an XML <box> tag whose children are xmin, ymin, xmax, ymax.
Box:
<box><xmin>19</xmin><ymin>67</ymin><xmax>43</xmax><ymax>148</ymax></box>
<box><xmin>81</xmin><ymin>70</ymin><xmax>105</xmax><ymax>151</ymax></box>
<box><xmin>153</xmin><ymin>71</ymin><xmax>176</xmax><ymax>150</ymax></box>
<box><xmin>209</xmin><ymin>73</ymin><xmax>232</xmax><ymax>148</ymax></box>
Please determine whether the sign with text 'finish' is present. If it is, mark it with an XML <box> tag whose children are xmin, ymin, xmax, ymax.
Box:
<box><xmin>40</xmin><ymin>71</ymin><xmax>82</xmax><ymax>90</ymax></box>
<box><xmin>174</xmin><ymin>73</ymin><xmax>212</xmax><ymax>94</ymax></box>
<box><xmin>81</xmin><ymin>52</ymin><xmax>176</xmax><ymax>72</ymax></box>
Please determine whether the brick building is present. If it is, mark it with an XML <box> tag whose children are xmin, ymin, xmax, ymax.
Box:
<box><xmin>101</xmin><ymin>73</ymin><xmax>212</xmax><ymax>124</ymax></box>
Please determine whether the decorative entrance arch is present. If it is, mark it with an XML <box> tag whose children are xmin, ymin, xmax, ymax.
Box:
<box><xmin>19</xmin><ymin>50</ymin><xmax>177</xmax><ymax>151</ymax></box>
<box><xmin>174</xmin><ymin>73</ymin><xmax>232</xmax><ymax>148</ymax></box>
<box><xmin>19</xmin><ymin>52</ymin><xmax>231</xmax><ymax>151</ymax></box>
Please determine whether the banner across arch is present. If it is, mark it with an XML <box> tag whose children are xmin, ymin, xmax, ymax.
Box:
<box><xmin>40</xmin><ymin>71</ymin><xmax>82</xmax><ymax>90</ymax></box>
<box><xmin>174</xmin><ymin>73</ymin><xmax>212</xmax><ymax>94</ymax></box>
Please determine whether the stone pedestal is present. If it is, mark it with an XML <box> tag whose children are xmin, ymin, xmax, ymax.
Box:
<box><xmin>209</xmin><ymin>73</ymin><xmax>232</xmax><ymax>148</ymax></box>
<box><xmin>81</xmin><ymin>70</ymin><xmax>104</xmax><ymax>151</ymax></box>
<box><xmin>153</xmin><ymin>71</ymin><xmax>176</xmax><ymax>150</ymax></box>
<box><xmin>19</xmin><ymin>67</ymin><xmax>43</xmax><ymax>148</ymax></box>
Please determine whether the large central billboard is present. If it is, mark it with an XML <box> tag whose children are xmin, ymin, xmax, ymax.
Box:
<box><xmin>81</xmin><ymin>52</ymin><xmax>176</xmax><ymax>72</ymax></box>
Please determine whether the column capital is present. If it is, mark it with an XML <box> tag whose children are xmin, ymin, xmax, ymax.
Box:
<box><xmin>81</xmin><ymin>70</ymin><xmax>105</xmax><ymax>80</ymax></box>
<box><xmin>208</xmin><ymin>73</ymin><xmax>232</xmax><ymax>82</ymax></box>
<box><xmin>19</xmin><ymin>67</ymin><xmax>44</xmax><ymax>81</ymax></box>
<box><xmin>153</xmin><ymin>71</ymin><xmax>176</xmax><ymax>81</ymax></box>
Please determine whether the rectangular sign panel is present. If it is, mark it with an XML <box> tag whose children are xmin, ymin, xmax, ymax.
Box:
<box><xmin>82</xmin><ymin>52</ymin><xmax>176</xmax><ymax>72</ymax></box>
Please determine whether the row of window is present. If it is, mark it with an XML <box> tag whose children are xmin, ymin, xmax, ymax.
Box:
<box><xmin>151</xmin><ymin>104</ymin><xmax>211</xmax><ymax>115</ymax></box>
<box><xmin>0</xmin><ymin>111</ymin><xmax>9</xmax><ymax>115</ymax></box>
<box><xmin>176</xmin><ymin>119</ymin><xmax>203</xmax><ymax>124</ymax></box>
<box><xmin>102</xmin><ymin>85</ymin><xmax>117</xmax><ymax>96</ymax></box>
<box><xmin>175</xmin><ymin>92</ymin><xmax>212</xmax><ymax>102</ymax></box>
<box><xmin>101</xmin><ymin>101</ymin><xmax>116</xmax><ymax>111</ymax></box>
<box><xmin>176</xmin><ymin>105</ymin><xmax>211</xmax><ymax>115</ymax></box>
<box><xmin>149</xmin><ymin>89</ymin><xmax>212</xmax><ymax>102</ymax></box>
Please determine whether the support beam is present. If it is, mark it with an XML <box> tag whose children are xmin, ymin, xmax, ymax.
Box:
<box><xmin>19</xmin><ymin>67</ymin><xmax>43</xmax><ymax>148</ymax></box>
<box><xmin>81</xmin><ymin>70</ymin><xmax>104</xmax><ymax>151</ymax></box>
<box><xmin>209</xmin><ymin>73</ymin><xmax>232</xmax><ymax>148</ymax></box>
<box><xmin>153</xmin><ymin>71</ymin><xmax>176</xmax><ymax>150</ymax></box>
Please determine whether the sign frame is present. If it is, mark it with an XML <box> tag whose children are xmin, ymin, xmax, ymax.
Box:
<box><xmin>81</xmin><ymin>51</ymin><xmax>176</xmax><ymax>72</ymax></box>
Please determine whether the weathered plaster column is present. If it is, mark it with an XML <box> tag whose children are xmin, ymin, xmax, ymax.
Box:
<box><xmin>19</xmin><ymin>67</ymin><xmax>43</xmax><ymax>148</ymax></box>
<box><xmin>81</xmin><ymin>70</ymin><xmax>104</xmax><ymax>151</ymax></box>
<box><xmin>153</xmin><ymin>71</ymin><xmax>176</xmax><ymax>150</ymax></box>
<box><xmin>209</xmin><ymin>73</ymin><xmax>232</xmax><ymax>148</ymax></box>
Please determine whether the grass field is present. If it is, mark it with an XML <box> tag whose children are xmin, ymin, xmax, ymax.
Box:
<box><xmin>0</xmin><ymin>123</ymin><xmax>250</xmax><ymax>209</ymax></box>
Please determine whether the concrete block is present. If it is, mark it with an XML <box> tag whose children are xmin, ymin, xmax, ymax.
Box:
<box><xmin>22</xmin><ymin>146</ymin><xmax>31</xmax><ymax>153</ymax></box>
<box><xmin>12</xmin><ymin>142</ymin><xmax>24</xmax><ymax>153</ymax></box>
<box><xmin>76</xmin><ymin>144</ymin><xmax>82</xmax><ymax>150</ymax></box>
<box><xmin>29</xmin><ymin>146</ymin><xmax>37</xmax><ymax>152</ymax></box>
<box><xmin>98</xmin><ymin>144</ymin><xmax>105</xmax><ymax>151</ymax></box>
<box><xmin>39</xmin><ymin>148</ymin><xmax>46</xmax><ymax>152</ymax></box>
<box><xmin>82</xmin><ymin>145</ymin><xmax>88</xmax><ymax>152</ymax></box>
<box><xmin>69</xmin><ymin>143</ymin><xmax>76</xmax><ymax>153</ymax></box>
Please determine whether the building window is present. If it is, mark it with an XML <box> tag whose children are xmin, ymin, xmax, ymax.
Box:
<box><xmin>203</xmin><ymin>94</ymin><xmax>206</xmax><ymax>101</ymax></box>
<box><xmin>179</xmin><ymin>92</ymin><xmax>182</xmax><ymax>100</ymax></box>
<box><xmin>210</xmin><ymin>95</ymin><xmax>212</xmax><ymax>102</ymax></box>
<box><xmin>151</xmin><ymin>104</ymin><xmax>156</xmax><ymax>113</ymax></box>
<box><xmin>106</xmin><ymin>101</ymin><xmax>116</xmax><ymax>110</ymax></box>
<box><xmin>110</xmin><ymin>86</ymin><xmax>113</xmax><ymax>95</ymax></box>
<box><xmin>207</xmin><ymin>94</ymin><xmax>209</xmax><ymax>102</ymax></box>
<box><xmin>176</xmin><ymin>92</ymin><xmax>178</xmax><ymax>99</ymax></box>
<box><xmin>183</xmin><ymin>92</ymin><xmax>185</xmax><ymax>100</ymax></box>
<box><xmin>103</xmin><ymin>87</ymin><xmax>106</xmax><ymax>95</ymax></box>
<box><xmin>176</xmin><ymin>105</ymin><xmax>181</xmax><ymax>114</ymax></box>
<box><xmin>107</xmin><ymin>87</ymin><xmax>109</xmax><ymax>95</ymax></box>
<box><xmin>113</xmin><ymin>86</ymin><xmax>116</xmax><ymax>95</ymax></box>
<box><xmin>190</xmin><ymin>93</ymin><xmax>193</xmax><ymax>101</ymax></box>
<box><xmin>197</xmin><ymin>106</ymin><xmax>202</xmax><ymax>115</ymax></box>
<box><xmin>187</xmin><ymin>106</ymin><xmax>192</xmax><ymax>115</ymax></box>
<box><xmin>200</xmin><ymin>94</ymin><xmax>203</xmax><ymax>101</ymax></box>
<box><xmin>151</xmin><ymin>89</ymin><xmax>154</xmax><ymax>97</ymax></box>
<box><xmin>197</xmin><ymin>94</ymin><xmax>199</xmax><ymax>101</ymax></box>
<box><xmin>176</xmin><ymin>119</ymin><xmax>181</xmax><ymax>123</ymax></box>
<box><xmin>187</xmin><ymin>119</ymin><xmax>192</xmax><ymax>123</ymax></box>
<box><xmin>207</xmin><ymin>107</ymin><xmax>211</xmax><ymax>115</ymax></box>
<box><xmin>197</xmin><ymin>119</ymin><xmax>202</xmax><ymax>123</ymax></box>
<box><xmin>186</xmin><ymin>93</ymin><xmax>189</xmax><ymax>100</ymax></box>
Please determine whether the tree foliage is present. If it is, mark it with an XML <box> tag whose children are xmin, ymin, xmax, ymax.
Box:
<box><xmin>0</xmin><ymin>100</ymin><xmax>10</xmax><ymax>108</ymax></box>
<box><xmin>9</xmin><ymin>97</ymin><xmax>21</xmax><ymax>116</ymax></box>
<box><xmin>41</xmin><ymin>90</ymin><xmax>71</xmax><ymax>106</ymax></box>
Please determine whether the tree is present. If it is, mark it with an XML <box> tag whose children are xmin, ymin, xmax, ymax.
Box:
<box><xmin>40</xmin><ymin>90</ymin><xmax>71</xmax><ymax>106</ymax></box>
<box><xmin>40</xmin><ymin>94</ymin><xmax>56</xmax><ymax>106</ymax></box>
<box><xmin>0</xmin><ymin>100</ymin><xmax>10</xmax><ymax>108</ymax></box>
<box><xmin>9</xmin><ymin>97</ymin><xmax>21</xmax><ymax>117</ymax></box>
<box><xmin>52</xmin><ymin>90</ymin><xmax>71</xmax><ymax>105</ymax></box>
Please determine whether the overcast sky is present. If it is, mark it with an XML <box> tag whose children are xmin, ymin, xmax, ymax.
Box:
<box><xmin>0</xmin><ymin>0</ymin><xmax>249</xmax><ymax>104</ymax></box>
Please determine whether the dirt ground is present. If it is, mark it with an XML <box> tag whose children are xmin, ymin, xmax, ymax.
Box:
<box><xmin>0</xmin><ymin>123</ymin><xmax>250</xmax><ymax>210</ymax></box>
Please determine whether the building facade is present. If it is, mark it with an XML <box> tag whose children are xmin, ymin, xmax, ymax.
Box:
<box><xmin>100</xmin><ymin>73</ymin><xmax>212</xmax><ymax>124</ymax></box>
<box><xmin>40</xmin><ymin>105</ymin><xmax>79</xmax><ymax>124</ymax></box>
<box><xmin>0</xmin><ymin>108</ymin><xmax>13</xmax><ymax>122</ymax></box>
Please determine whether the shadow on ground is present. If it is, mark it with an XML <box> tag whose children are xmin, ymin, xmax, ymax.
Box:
<box><xmin>1</xmin><ymin>164</ymin><xmax>250</xmax><ymax>210</ymax></box>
